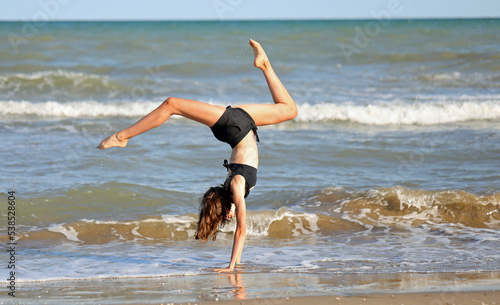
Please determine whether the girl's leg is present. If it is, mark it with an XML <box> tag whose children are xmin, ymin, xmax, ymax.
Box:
<box><xmin>98</xmin><ymin>97</ymin><xmax>225</xmax><ymax>149</ymax></box>
<box><xmin>238</xmin><ymin>39</ymin><xmax>298</xmax><ymax>127</ymax></box>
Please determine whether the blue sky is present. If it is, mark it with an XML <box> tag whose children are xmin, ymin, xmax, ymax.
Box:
<box><xmin>1</xmin><ymin>0</ymin><xmax>499</xmax><ymax>21</ymax></box>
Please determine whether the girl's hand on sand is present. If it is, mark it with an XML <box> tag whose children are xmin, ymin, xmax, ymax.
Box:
<box><xmin>213</xmin><ymin>267</ymin><xmax>234</xmax><ymax>273</ymax></box>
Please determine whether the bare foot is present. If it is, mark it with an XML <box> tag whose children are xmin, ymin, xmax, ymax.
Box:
<box><xmin>97</xmin><ymin>133</ymin><xmax>128</xmax><ymax>149</ymax></box>
<box><xmin>249</xmin><ymin>39</ymin><xmax>270</xmax><ymax>70</ymax></box>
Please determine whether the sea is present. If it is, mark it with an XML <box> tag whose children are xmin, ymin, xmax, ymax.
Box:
<box><xmin>1</xmin><ymin>19</ymin><xmax>500</xmax><ymax>303</ymax></box>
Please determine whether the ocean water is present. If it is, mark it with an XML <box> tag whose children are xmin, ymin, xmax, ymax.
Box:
<box><xmin>1</xmin><ymin>19</ymin><xmax>500</xmax><ymax>302</ymax></box>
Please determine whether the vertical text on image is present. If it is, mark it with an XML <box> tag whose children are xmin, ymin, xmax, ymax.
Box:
<box><xmin>6</xmin><ymin>190</ymin><xmax>17</xmax><ymax>298</ymax></box>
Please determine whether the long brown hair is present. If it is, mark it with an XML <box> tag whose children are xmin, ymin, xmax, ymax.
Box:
<box><xmin>195</xmin><ymin>186</ymin><xmax>232</xmax><ymax>241</ymax></box>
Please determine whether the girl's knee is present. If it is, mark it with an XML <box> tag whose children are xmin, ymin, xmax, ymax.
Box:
<box><xmin>158</xmin><ymin>97</ymin><xmax>179</xmax><ymax>117</ymax></box>
<box><xmin>161</xmin><ymin>97</ymin><xmax>177</xmax><ymax>109</ymax></box>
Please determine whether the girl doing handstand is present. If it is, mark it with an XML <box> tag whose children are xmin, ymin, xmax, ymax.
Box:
<box><xmin>98</xmin><ymin>39</ymin><xmax>298</xmax><ymax>273</ymax></box>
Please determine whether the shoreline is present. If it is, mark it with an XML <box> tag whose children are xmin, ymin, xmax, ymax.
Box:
<box><xmin>7</xmin><ymin>271</ymin><xmax>500</xmax><ymax>304</ymax></box>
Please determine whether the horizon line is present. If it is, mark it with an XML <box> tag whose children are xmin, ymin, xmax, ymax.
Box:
<box><xmin>0</xmin><ymin>16</ymin><xmax>499</xmax><ymax>22</ymax></box>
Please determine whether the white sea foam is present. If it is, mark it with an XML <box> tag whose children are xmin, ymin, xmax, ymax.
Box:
<box><xmin>0</xmin><ymin>70</ymin><xmax>111</xmax><ymax>89</ymax></box>
<box><xmin>0</xmin><ymin>100</ymin><xmax>160</xmax><ymax>118</ymax></box>
<box><xmin>220</xmin><ymin>208</ymin><xmax>320</xmax><ymax>237</ymax></box>
<box><xmin>2</xmin><ymin>99</ymin><xmax>499</xmax><ymax>125</ymax></box>
<box><xmin>47</xmin><ymin>224</ymin><xmax>81</xmax><ymax>242</ymax></box>
<box><xmin>161</xmin><ymin>214</ymin><xmax>197</xmax><ymax>224</ymax></box>
<box><xmin>9</xmin><ymin>271</ymin><xmax>203</xmax><ymax>284</ymax></box>
<box><xmin>296</xmin><ymin>100</ymin><xmax>500</xmax><ymax>125</ymax></box>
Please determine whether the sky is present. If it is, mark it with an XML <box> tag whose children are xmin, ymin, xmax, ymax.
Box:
<box><xmin>0</xmin><ymin>0</ymin><xmax>499</xmax><ymax>21</ymax></box>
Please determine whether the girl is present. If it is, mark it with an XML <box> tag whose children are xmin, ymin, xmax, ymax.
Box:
<box><xmin>98</xmin><ymin>39</ymin><xmax>297</xmax><ymax>272</ymax></box>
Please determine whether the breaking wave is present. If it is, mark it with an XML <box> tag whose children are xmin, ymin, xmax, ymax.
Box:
<box><xmin>0</xmin><ymin>70</ymin><xmax>123</xmax><ymax>99</ymax></box>
<box><xmin>2</xmin><ymin>100</ymin><xmax>500</xmax><ymax>125</ymax></box>
<box><xmin>296</xmin><ymin>100</ymin><xmax>500</xmax><ymax>125</ymax></box>
<box><xmin>4</xmin><ymin>187</ymin><xmax>498</xmax><ymax>245</ymax></box>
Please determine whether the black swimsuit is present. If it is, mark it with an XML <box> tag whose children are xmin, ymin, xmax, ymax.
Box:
<box><xmin>210</xmin><ymin>106</ymin><xmax>259</xmax><ymax>198</ymax></box>
<box><xmin>222</xmin><ymin>160</ymin><xmax>257</xmax><ymax>198</ymax></box>
<box><xmin>210</xmin><ymin>106</ymin><xmax>260</xmax><ymax>148</ymax></box>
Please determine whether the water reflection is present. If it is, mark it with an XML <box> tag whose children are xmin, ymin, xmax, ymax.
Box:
<box><xmin>217</xmin><ymin>271</ymin><xmax>247</xmax><ymax>300</ymax></box>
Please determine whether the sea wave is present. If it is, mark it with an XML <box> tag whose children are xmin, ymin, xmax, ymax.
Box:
<box><xmin>0</xmin><ymin>70</ymin><xmax>113</xmax><ymax>88</ymax></box>
<box><xmin>308</xmin><ymin>186</ymin><xmax>500</xmax><ymax>230</ymax></box>
<box><xmin>4</xmin><ymin>187</ymin><xmax>498</xmax><ymax>245</ymax></box>
<box><xmin>0</xmin><ymin>100</ymin><xmax>160</xmax><ymax>118</ymax></box>
<box><xmin>370</xmin><ymin>51</ymin><xmax>500</xmax><ymax>65</ymax></box>
<box><xmin>296</xmin><ymin>100</ymin><xmax>500</xmax><ymax>125</ymax></box>
<box><xmin>0</xmin><ymin>70</ymin><xmax>124</xmax><ymax>99</ymax></box>
<box><xmin>2</xmin><ymin>100</ymin><xmax>500</xmax><ymax>125</ymax></box>
<box><xmin>5</xmin><ymin>209</ymin><xmax>321</xmax><ymax>245</ymax></box>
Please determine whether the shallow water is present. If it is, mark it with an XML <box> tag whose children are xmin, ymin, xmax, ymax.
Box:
<box><xmin>13</xmin><ymin>272</ymin><xmax>500</xmax><ymax>304</ymax></box>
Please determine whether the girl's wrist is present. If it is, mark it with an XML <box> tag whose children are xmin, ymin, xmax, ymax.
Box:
<box><xmin>228</xmin><ymin>262</ymin><xmax>238</xmax><ymax>269</ymax></box>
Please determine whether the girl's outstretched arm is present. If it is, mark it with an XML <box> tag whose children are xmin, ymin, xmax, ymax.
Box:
<box><xmin>214</xmin><ymin>176</ymin><xmax>247</xmax><ymax>273</ymax></box>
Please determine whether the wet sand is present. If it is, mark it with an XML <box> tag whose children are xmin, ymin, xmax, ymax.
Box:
<box><xmin>9</xmin><ymin>271</ymin><xmax>500</xmax><ymax>304</ymax></box>
<box><xmin>197</xmin><ymin>291</ymin><xmax>500</xmax><ymax>305</ymax></box>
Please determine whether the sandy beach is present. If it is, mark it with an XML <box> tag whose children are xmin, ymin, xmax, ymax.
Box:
<box><xmin>198</xmin><ymin>291</ymin><xmax>500</xmax><ymax>305</ymax></box>
<box><xmin>12</xmin><ymin>283</ymin><xmax>500</xmax><ymax>305</ymax></box>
